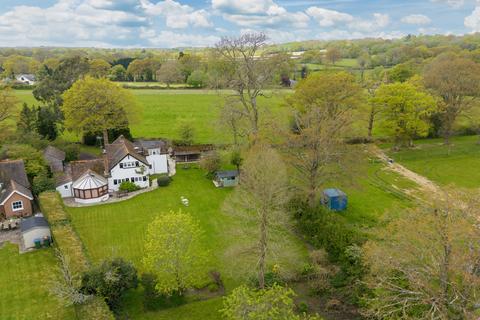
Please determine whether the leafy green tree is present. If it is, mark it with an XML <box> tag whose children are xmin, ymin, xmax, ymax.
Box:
<box><xmin>325</xmin><ymin>47</ymin><xmax>342</xmax><ymax>65</ymax></box>
<box><xmin>156</xmin><ymin>60</ymin><xmax>183</xmax><ymax>88</ymax></box>
<box><xmin>286</xmin><ymin>72</ymin><xmax>363</xmax><ymax>206</ymax></box>
<box><xmin>221</xmin><ymin>284</ymin><xmax>320</xmax><ymax>320</ymax></box>
<box><xmin>230</xmin><ymin>150</ymin><xmax>243</xmax><ymax>172</ymax></box>
<box><xmin>186</xmin><ymin>70</ymin><xmax>208</xmax><ymax>88</ymax></box>
<box><xmin>89</xmin><ymin>59</ymin><xmax>111</xmax><ymax>78</ymax></box>
<box><xmin>80</xmin><ymin>258</ymin><xmax>138</xmax><ymax>312</ymax></box>
<box><xmin>143</xmin><ymin>211</ymin><xmax>208</xmax><ymax>296</ymax></box>
<box><xmin>108</xmin><ymin>64</ymin><xmax>127</xmax><ymax>81</ymax></box>
<box><xmin>3</xmin><ymin>144</ymin><xmax>48</xmax><ymax>179</ymax></box>
<box><xmin>387</xmin><ymin>63</ymin><xmax>415</xmax><ymax>83</ymax></box>
<box><xmin>62</xmin><ymin>77</ymin><xmax>139</xmax><ymax>146</ymax></box>
<box><xmin>33</xmin><ymin>56</ymin><xmax>90</xmax><ymax>106</ymax></box>
<box><xmin>373</xmin><ymin>79</ymin><xmax>436</xmax><ymax>149</ymax></box>
<box><xmin>178</xmin><ymin>53</ymin><xmax>202</xmax><ymax>82</ymax></box>
<box><xmin>424</xmin><ymin>54</ymin><xmax>480</xmax><ymax>144</ymax></box>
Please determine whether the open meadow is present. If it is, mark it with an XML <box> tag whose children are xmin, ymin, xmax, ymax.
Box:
<box><xmin>15</xmin><ymin>89</ymin><xmax>291</xmax><ymax>144</ymax></box>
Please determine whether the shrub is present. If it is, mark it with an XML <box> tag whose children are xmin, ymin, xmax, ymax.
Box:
<box><xmin>119</xmin><ymin>181</ymin><xmax>140</xmax><ymax>193</ymax></box>
<box><xmin>177</xmin><ymin>122</ymin><xmax>195</xmax><ymax>146</ymax></box>
<box><xmin>39</xmin><ymin>191</ymin><xmax>68</xmax><ymax>224</ymax></box>
<box><xmin>157</xmin><ymin>174</ymin><xmax>171</xmax><ymax>187</ymax></box>
<box><xmin>290</xmin><ymin>199</ymin><xmax>366</xmax><ymax>262</ymax></box>
<box><xmin>32</xmin><ymin>172</ymin><xmax>55</xmax><ymax>195</ymax></box>
<box><xmin>81</xmin><ymin>258</ymin><xmax>138</xmax><ymax>312</ymax></box>
<box><xmin>141</xmin><ymin>273</ymin><xmax>161</xmax><ymax>310</ymax></box>
<box><xmin>199</xmin><ymin>151</ymin><xmax>221</xmax><ymax>178</ymax></box>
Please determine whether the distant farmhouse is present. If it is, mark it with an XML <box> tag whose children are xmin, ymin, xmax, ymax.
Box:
<box><xmin>15</xmin><ymin>74</ymin><xmax>36</xmax><ymax>85</ymax></box>
<box><xmin>0</xmin><ymin>160</ymin><xmax>34</xmax><ymax>219</ymax></box>
<box><xmin>52</xmin><ymin>136</ymin><xmax>173</xmax><ymax>204</ymax></box>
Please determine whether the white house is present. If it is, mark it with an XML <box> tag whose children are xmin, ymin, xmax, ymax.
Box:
<box><xmin>55</xmin><ymin>136</ymin><xmax>173</xmax><ymax>204</ymax></box>
<box><xmin>15</xmin><ymin>74</ymin><xmax>36</xmax><ymax>85</ymax></box>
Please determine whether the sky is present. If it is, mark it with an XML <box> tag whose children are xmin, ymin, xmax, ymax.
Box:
<box><xmin>0</xmin><ymin>0</ymin><xmax>480</xmax><ymax>48</ymax></box>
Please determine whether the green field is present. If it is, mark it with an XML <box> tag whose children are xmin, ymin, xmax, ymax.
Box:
<box><xmin>0</xmin><ymin>244</ymin><xmax>74</xmax><ymax>320</ymax></box>
<box><xmin>15</xmin><ymin>89</ymin><xmax>291</xmax><ymax>144</ymax></box>
<box><xmin>386</xmin><ymin>135</ymin><xmax>480</xmax><ymax>188</ymax></box>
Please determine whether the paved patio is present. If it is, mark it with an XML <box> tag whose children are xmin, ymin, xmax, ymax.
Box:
<box><xmin>0</xmin><ymin>229</ymin><xmax>26</xmax><ymax>253</ymax></box>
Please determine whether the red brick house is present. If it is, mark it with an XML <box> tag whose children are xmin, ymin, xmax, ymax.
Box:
<box><xmin>0</xmin><ymin>160</ymin><xmax>34</xmax><ymax>219</ymax></box>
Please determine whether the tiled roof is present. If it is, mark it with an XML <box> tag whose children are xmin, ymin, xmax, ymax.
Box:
<box><xmin>0</xmin><ymin>159</ymin><xmax>30</xmax><ymax>188</ymax></box>
<box><xmin>106</xmin><ymin>135</ymin><xmax>148</xmax><ymax>170</ymax></box>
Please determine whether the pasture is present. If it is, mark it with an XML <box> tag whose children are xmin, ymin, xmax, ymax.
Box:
<box><xmin>0</xmin><ymin>243</ymin><xmax>74</xmax><ymax>320</ymax></box>
<box><xmin>386</xmin><ymin>135</ymin><xmax>480</xmax><ymax>188</ymax></box>
<box><xmin>15</xmin><ymin>89</ymin><xmax>291</xmax><ymax>144</ymax></box>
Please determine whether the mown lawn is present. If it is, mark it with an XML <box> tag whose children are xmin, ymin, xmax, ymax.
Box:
<box><xmin>67</xmin><ymin>167</ymin><xmax>309</xmax><ymax>317</ymax></box>
<box><xmin>0</xmin><ymin>243</ymin><xmax>74</xmax><ymax>320</ymax></box>
<box><xmin>386</xmin><ymin>135</ymin><xmax>480</xmax><ymax>188</ymax></box>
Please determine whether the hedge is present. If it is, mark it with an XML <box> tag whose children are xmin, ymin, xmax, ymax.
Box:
<box><xmin>39</xmin><ymin>191</ymin><xmax>114</xmax><ymax>320</ymax></box>
<box><xmin>39</xmin><ymin>192</ymin><xmax>69</xmax><ymax>224</ymax></box>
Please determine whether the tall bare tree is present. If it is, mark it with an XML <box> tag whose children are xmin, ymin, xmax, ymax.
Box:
<box><xmin>424</xmin><ymin>54</ymin><xmax>480</xmax><ymax>145</ymax></box>
<box><xmin>49</xmin><ymin>250</ymin><xmax>92</xmax><ymax>319</ymax></box>
<box><xmin>285</xmin><ymin>72</ymin><xmax>363</xmax><ymax>207</ymax></box>
<box><xmin>224</xmin><ymin>143</ymin><xmax>289</xmax><ymax>288</ymax></box>
<box><xmin>215</xmin><ymin>33</ymin><xmax>275</xmax><ymax>140</ymax></box>
<box><xmin>363</xmin><ymin>192</ymin><xmax>480</xmax><ymax>319</ymax></box>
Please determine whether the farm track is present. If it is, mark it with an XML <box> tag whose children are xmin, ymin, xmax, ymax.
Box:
<box><xmin>370</xmin><ymin>145</ymin><xmax>441</xmax><ymax>201</ymax></box>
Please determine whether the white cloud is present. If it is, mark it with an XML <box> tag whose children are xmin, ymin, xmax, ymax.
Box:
<box><xmin>305</xmin><ymin>7</ymin><xmax>389</xmax><ymax>32</ymax></box>
<box><xmin>141</xmin><ymin>0</ymin><xmax>212</xmax><ymax>29</ymax></box>
<box><xmin>430</xmin><ymin>0</ymin><xmax>465</xmax><ymax>8</ymax></box>
<box><xmin>213</xmin><ymin>0</ymin><xmax>309</xmax><ymax>28</ymax></box>
<box><xmin>212</xmin><ymin>0</ymin><xmax>283</xmax><ymax>15</ymax></box>
<box><xmin>348</xmin><ymin>13</ymin><xmax>390</xmax><ymax>32</ymax></box>
<box><xmin>465</xmin><ymin>6</ymin><xmax>480</xmax><ymax>31</ymax></box>
<box><xmin>306</xmin><ymin>7</ymin><xmax>353</xmax><ymax>27</ymax></box>
<box><xmin>0</xmin><ymin>0</ymin><xmax>146</xmax><ymax>47</ymax></box>
<box><xmin>401</xmin><ymin>14</ymin><xmax>431</xmax><ymax>25</ymax></box>
<box><xmin>141</xmin><ymin>29</ymin><xmax>220</xmax><ymax>47</ymax></box>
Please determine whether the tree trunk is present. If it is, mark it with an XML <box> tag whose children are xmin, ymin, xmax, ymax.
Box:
<box><xmin>103</xmin><ymin>129</ymin><xmax>109</xmax><ymax>147</ymax></box>
<box><xmin>258</xmin><ymin>209</ymin><xmax>268</xmax><ymax>289</ymax></box>
<box><xmin>367</xmin><ymin>107</ymin><xmax>375</xmax><ymax>139</ymax></box>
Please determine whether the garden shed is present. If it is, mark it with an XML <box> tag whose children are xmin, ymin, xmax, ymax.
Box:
<box><xmin>213</xmin><ymin>170</ymin><xmax>239</xmax><ymax>188</ymax></box>
<box><xmin>21</xmin><ymin>215</ymin><xmax>51</xmax><ymax>249</ymax></box>
<box><xmin>322</xmin><ymin>188</ymin><xmax>348</xmax><ymax>211</ymax></box>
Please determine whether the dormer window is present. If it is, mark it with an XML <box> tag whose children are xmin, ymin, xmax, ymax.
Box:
<box><xmin>121</xmin><ymin>161</ymin><xmax>140</xmax><ymax>168</ymax></box>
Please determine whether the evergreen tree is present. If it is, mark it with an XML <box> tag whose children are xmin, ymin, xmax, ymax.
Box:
<box><xmin>17</xmin><ymin>103</ymin><xmax>37</xmax><ymax>134</ymax></box>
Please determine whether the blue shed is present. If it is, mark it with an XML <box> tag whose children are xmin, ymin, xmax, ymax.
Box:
<box><xmin>322</xmin><ymin>188</ymin><xmax>348</xmax><ymax>211</ymax></box>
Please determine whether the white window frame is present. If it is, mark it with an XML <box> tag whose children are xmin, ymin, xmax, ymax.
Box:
<box><xmin>12</xmin><ymin>200</ymin><xmax>23</xmax><ymax>211</ymax></box>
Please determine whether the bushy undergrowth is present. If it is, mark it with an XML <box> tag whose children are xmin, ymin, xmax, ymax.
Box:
<box><xmin>290</xmin><ymin>199</ymin><xmax>368</xmax><ymax>303</ymax></box>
